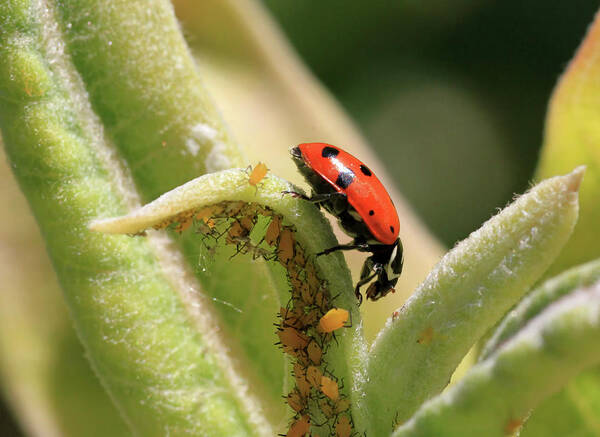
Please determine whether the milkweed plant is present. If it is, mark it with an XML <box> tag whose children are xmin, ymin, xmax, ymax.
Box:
<box><xmin>1</xmin><ymin>1</ymin><xmax>600</xmax><ymax>436</ymax></box>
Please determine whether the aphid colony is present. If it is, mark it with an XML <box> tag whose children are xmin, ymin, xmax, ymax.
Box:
<box><xmin>152</xmin><ymin>198</ymin><xmax>353</xmax><ymax>437</ymax></box>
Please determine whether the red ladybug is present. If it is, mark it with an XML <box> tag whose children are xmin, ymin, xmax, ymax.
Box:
<box><xmin>289</xmin><ymin>142</ymin><xmax>403</xmax><ymax>304</ymax></box>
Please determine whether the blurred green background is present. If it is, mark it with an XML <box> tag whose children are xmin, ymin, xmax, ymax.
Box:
<box><xmin>1</xmin><ymin>1</ymin><xmax>597</xmax><ymax>434</ymax></box>
<box><xmin>263</xmin><ymin>0</ymin><xmax>597</xmax><ymax>245</ymax></box>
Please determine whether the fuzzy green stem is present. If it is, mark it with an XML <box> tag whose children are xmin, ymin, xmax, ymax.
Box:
<box><xmin>361</xmin><ymin>168</ymin><xmax>582</xmax><ymax>435</ymax></box>
<box><xmin>481</xmin><ymin>257</ymin><xmax>600</xmax><ymax>360</ymax></box>
<box><xmin>0</xmin><ymin>1</ymin><xmax>267</xmax><ymax>435</ymax></box>
<box><xmin>393</xmin><ymin>282</ymin><xmax>600</xmax><ymax>437</ymax></box>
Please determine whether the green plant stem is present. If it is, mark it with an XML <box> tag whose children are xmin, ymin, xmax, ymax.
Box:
<box><xmin>392</xmin><ymin>282</ymin><xmax>600</xmax><ymax>437</ymax></box>
<box><xmin>0</xmin><ymin>1</ymin><xmax>267</xmax><ymax>435</ymax></box>
<box><xmin>480</xmin><ymin>257</ymin><xmax>600</xmax><ymax>360</ymax></box>
<box><xmin>90</xmin><ymin>169</ymin><xmax>365</xmax><ymax>434</ymax></box>
<box><xmin>360</xmin><ymin>168</ymin><xmax>582</xmax><ymax>435</ymax></box>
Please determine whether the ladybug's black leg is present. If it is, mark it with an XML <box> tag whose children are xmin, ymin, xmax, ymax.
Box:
<box><xmin>281</xmin><ymin>190</ymin><xmax>310</xmax><ymax>201</ymax></box>
<box><xmin>283</xmin><ymin>191</ymin><xmax>347</xmax><ymax>205</ymax></box>
<box><xmin>353</xmin><ymin>258</ymin><xmax>377</xmax><ymax>304</ymax></box>
<box><xmin>317</xmin><ymin>242</ymin><xmax>370</xmax><ymax>256</ymax></box>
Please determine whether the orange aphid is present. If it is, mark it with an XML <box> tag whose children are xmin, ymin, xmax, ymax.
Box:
<box><xmin>278</xmin><ymin>228</ymin><xmax>295</xmax><ymax>264</ymax></box>
<box><xmin>287</xmin><ymin>415</ymin><xmax>310</xmax><ymax>437</ymax></box>
<box><xmin>318</xmin><ymin>308</ymin><xmax>349</xmax><ymax>333</ymax></box>
<box><xmin>335</xmin><ymin>415</ymin><xmax>352</xmax><ymax>437</ymax></box>
<box><xmin>195</xmin><ymin>205</ymin><xmax>219</xmax><ymax>221</ymax></box>
<box><xmin>225</xmin><ymin>201</ymin><xmax>245</xmax><ymax>216</ymax></box>
<box><xmin>417</xmin><ymin>326</ymin><xmax>434</xmax><ymax>345</ymax></box>
<box><xmin>320</xmin><ymin>375</ymin><xmax>339</xmax><ymax>401</ymax></box>
<box><xmin>249</xmin><ymin>162</ymin><xmax>268</xmax><ymax>186</ymax></box>
<box><xmin>175</xmin><ymin>218</ymin><xmax>192</xmax><ymax>233</ymax></box>
<box><xmin>319</xmin><ymin>398</ymin><xmax>334</xmax><ymax>418</ymax></box>
<box><xmin>315</xmin><ymin>290</ymin><xmax>329</xmax><ymax>311</ymax></box>
<box><xmin>278</xmin><ymin>327</ymin><xmax>309</xmax><ymax>354</ymax></box>
<box><xmin>307</xmin><ymin>340</ymin><xmax>323</xmax><ymax>365</ymax></box>
<box><xmin>306</xmin><ymin>366</ymin><xmax>322</xmax><ymax>388</ymax></box>
<box><xmin>300</xmin><ymin>285</ymin><xmax>314</xmax><ymax>306</ymax></box>
<box><xmin>293</xmin><ymin>248</ymin><xmax>306</xmax><ymax>268</ymax></box>
<box><xmin>294</xmin><ymin>364</ymin><xmax>311</xmax><ymax>397</ymax></box>
<box><xmin>335</xmin><ymin>398</ymin><xmax>351</xmax><ymax>415</ymax></box>
<box><xmin>504</xmin><ymin>418</ymin><xmax>523</xmax><ymax>435</ymax></box>
<box><xmin>392</xmin><ymin>310</ymin><xmax>401</xmax><ymax>321</ymax></box>
<box><xmin>239</xmin><ymin>215</ymin><xmax>256</xmax><ymax>232</ymax></box>
<box><xmin>286</xmin><ymin>389</ymin><xmax>305</xmax><ymax>413</ymax></box>
<box><xmin>265</xmin><ymin>215</ymin><xmax>282</xmax><ymax>246</ymax></box>
<box><xmin>227</xmin><ymin>221</ymin><xmax>246</xmax><ymax>239</ymax></box>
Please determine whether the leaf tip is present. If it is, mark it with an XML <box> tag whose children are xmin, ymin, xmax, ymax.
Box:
<box><xmin>566</xmin><ymin>165</ymin><xmax>586</xmax><ymax>192</ymax></box>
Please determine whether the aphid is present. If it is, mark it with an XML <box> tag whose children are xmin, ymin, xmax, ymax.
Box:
<box><xmin>318</xmin><ymin>308</ymin><xmax>349</xmax><ymax>333</ymax></box>
<box><xmin>307</xmin><ymin>340</ymin><xmax>323</xmax><ymax>365</ymax></box>
<box><xmin>286</xmin><ymin>389</ymin><xmax>305</xmax><ymax>413</ymax></box>
<box><xmin>265</xmin><ymin>215</ymin><xmax>282</xmax><ymax>246</ymax></box>
<box><xmin>289</xmin><ymin>143</ymin><xmax>404</xmax><ymax>304</ymax></box>
<box><xmin>335</xmin><ymin>415</ymin><xmax>352</xmax><ymax>437</ymax></box>
<box><xmin>504</xmin><ymin>418</ymin><xmax>523</xmax><ymax>435</ymax></box>
<box><xmin>287</xmin><ymin>415</ymin><xmax>310</xmax><ymax>437</ymax></box>
<box><xmin>334</xmin><ymin>398</ymin><xmax>351</xmax><ymax>415</ymax></box>
<box><xmin>278</xmin><ymin>327</ymin><xmax>310</xmax><ymax>355</ymax></box>
<box><xmin>175</xmin><ymin>218</ymin><xmax>192</xmax><ymax>233</ymax></box>
<box><xmin>319</xmin><ymin>398</ymin><xmax>335</xmax><ymax>418</ymax></box>
<box><xmin>248</xmin><ymin>162</ymin><xmax>269</xmax><ymax>189</ymax></box>
<box><xmin>306</xmin><ymin>365</ymin><xmax>322</xmax><ymax>388</ymax></box>
<box><xmin>320</xmin><ymin>375</ymin><xmax>339</xmax><ymax>401</ymax></box>
<box><xmin>417</xmin><ymin>326</ymin><xmax>434</xmax><ymax>345</ymax></box>
<box><xmin>278</xmin><ymin>227</ymin><xmax>295</xmax><ymax>264</ymax></box>
<box><xmin>294</xmin><ymin>363</ymin><xmax>311</xmax><ymax>397</ymax></box>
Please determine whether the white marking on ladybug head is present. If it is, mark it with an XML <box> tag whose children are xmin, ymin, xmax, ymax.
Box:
<box><xmin>385</xmin><ymin>240</ymin><xmax>403</xmax><ymax>281</ymax></box>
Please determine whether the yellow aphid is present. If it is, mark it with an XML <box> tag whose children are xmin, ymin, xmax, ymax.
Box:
<box><xmin>320</xmin><ymin>375</ymin><xmax>339</xmax><ymax>401</ymax></box>
<box><xmin>318</xmin><ymin>308</ymin><xmax>349</xmax><ymax>333</ymax></box>
<box><xmin>249</xmin><ymin>162</ymin><xmax>268</xmax><ymax>186</ymax></box>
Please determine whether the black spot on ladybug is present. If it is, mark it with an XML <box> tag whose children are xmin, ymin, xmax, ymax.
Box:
<box><xmin>335</xmin><ymin>170</ymin><xmax>355</xmax><ymax>189</ymax></box>
<box><xmin>369</xmin><ymin>210</ymin><xmax>375</xmax><ymax>216</ymax></box>
<box><xmin>322</xmin><ymin>146</ymin><xmax>339</xmax><ymax>158</ymax></box>
<box><xmin>390</xmin><ymin>226</ymin><xmax>395</xmax><ymax>233</ymax></box>
<box><xmin>360</xmin><ymin>165</ymin><xmax>372</xmax><ymax>176</ymax></box>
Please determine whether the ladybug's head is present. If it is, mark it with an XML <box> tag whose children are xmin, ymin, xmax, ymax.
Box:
<box><xmin>366</xmin><ymin>239</ymin><xmax>403</xmax><ymax>301</ymax></box>
<box><xmin>290</xmin><ymin>146</ymin><xmax>303</xmax><ymax>161</ymax></box>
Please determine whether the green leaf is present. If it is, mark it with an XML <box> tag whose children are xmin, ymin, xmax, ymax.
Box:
<box><xmin>0</xmin><ymin>0</ymin><xmax>292</xmax><ymax>435</ymax></box>
<box><xmin>480</xmin><ymin>258</ymin><xmax>600</xmax><ymax>361</ymax></box>
<box><xmin>536</xmin><ymin>10</ymin><xmax>600</xmax><ymax>275</ymax></box>
<box><xmin>0</xmin><ymin>1</ymin><xmax>365</xmax><ymax>435</ymax></box>
<box><xmin>360</xmin><ymin>168</ymin><xmax>582</xmax><ymax>436</ymax></box>
<box><xmin>90</xmin><ymin>168</ymin><xmax>365</xmax><ymax>436</ymax></box>
<box><xmin>392</xmin><ymin>280</ymin><xmax>600</xmax><ymax>437</ymax></box>
<box><xmin>480</xmin><ymin>258</ymin><xmax>600</xmax><ymax>437</ymax></box>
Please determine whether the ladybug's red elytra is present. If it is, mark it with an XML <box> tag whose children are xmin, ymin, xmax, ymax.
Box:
<box><xmin>288</xmin><ymin>142</ymin><xmax>403</xmax><ymax>304</ymax></box>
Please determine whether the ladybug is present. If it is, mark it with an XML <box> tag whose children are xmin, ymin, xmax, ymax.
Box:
<box><xmin>288</xmin><ymin>142</ymin><xmax>403</xmax><ymax>304</ymax></box>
